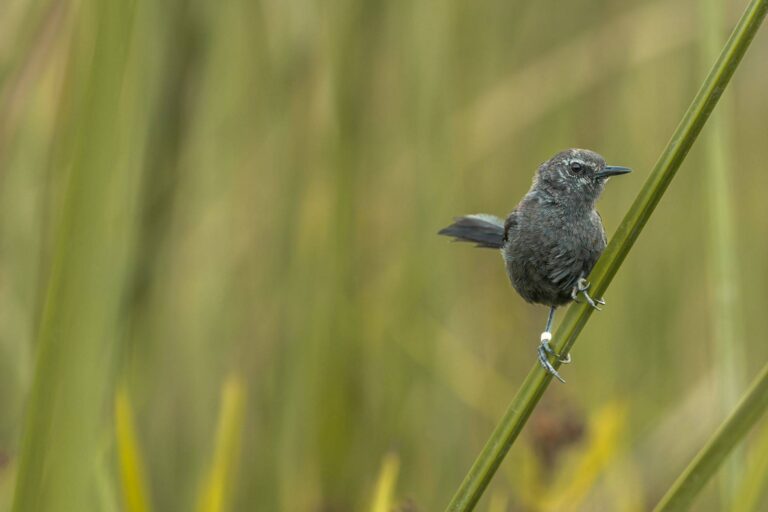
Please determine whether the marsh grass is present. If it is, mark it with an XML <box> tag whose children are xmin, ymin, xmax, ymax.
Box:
<box><xmin>446</xmin><ymin>0</ymin><xmax>768</xmax><ymax>508</ymax></box>
<box><xmin>653</xmin><ymin>361</ymin><xmax>768</xmax><ymax>511</ymax></box>
<box><xmin>1</xmin><ymin>0</ymin><xmax>768</xmax><ymax>511</ymax></box>
<box><xmin>700</xmin><ymin>0</ymin><xmax>746</xmax><ymax>504</ymax></box>
<box><xmin>11</xmin><ymin>0</ymin><xmax>140</xmax><ymax>509</ymax></box>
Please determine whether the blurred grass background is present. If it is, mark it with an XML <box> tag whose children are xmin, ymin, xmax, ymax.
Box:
<box><xmin>0</xmin><ymin>0</ymin><xmax>767</xmax><ymax>510</ymax></box>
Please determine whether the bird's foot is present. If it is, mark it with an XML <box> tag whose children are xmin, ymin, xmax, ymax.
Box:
<box><xmin>537</xmin><ymin>332</ymin><xmax>570</xmax><ymax>383</ymax></box>
<box><xmin>571</xmin><ymin>278</ymin><xmax>605</xmax><ymax>311</ymax></box>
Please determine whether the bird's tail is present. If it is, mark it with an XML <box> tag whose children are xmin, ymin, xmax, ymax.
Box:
<box><xmin>438</xmin><ymin>214</ymin><xmax>505</xmax><ymax>249</ymax></box>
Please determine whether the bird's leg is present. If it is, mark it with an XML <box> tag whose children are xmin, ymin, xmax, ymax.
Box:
<box><xmin>542</xmin><ymin>306</ymin><xmax>571</xmax><ymax>364</ymax></box>
<box><xmin>537</xmin><ymin>307</ymin><xmax>570</xmax><ymax>384</ymax></box>
<box><xmin>538</xmin><ymin>307</ymin><xmax>556</xmax><ymax>356</ymax></box>
<box><xmin>571</xmin><ymin>277</ymin><xmax>605</xmax><ymax>311</ymax></box>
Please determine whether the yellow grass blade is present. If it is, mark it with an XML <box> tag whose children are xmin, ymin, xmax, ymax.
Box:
<box><xmin>197</xmin><ymin>375</ymin><xmax>246</xmax><ymax>512</ymax></box>
<box><xmin>516</xmin><ymin>403</ymin><xmax>627</xmax><ymax>512</ymax></box>
<box><xmin>544</xmin><ymin>403</ymin><xmax>627</xmax><ymax>511</ymax></box>
<box><xmin>115</xmin><ymin>386</ymin><xmax>152</xmax><ymax>512</ymax></box>
<box><xmin>369</xmin><ymin>452</ymin><xmax>400</xmax><ymax>512</ymax></box>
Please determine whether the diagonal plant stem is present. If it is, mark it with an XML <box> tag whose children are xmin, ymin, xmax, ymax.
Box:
<box><xmin>652</xmin><ymin>361</ymin><xmax>768</xmax><ymax>511</ymax></box>
<box><xmin>445</xmin><ymin>0</ymin><xmax>768</xmax><ymax>509</ymax></box>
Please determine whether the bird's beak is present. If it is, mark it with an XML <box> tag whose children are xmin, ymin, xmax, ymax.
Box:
<box><xmin>596</xmin><ymin>165</ymin><xmax>632</xmax><ymax>179</ymax></box>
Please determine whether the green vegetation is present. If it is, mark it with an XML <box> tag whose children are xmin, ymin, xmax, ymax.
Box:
<box><xmin>0</xmin><ymin>0</ymin><xmax>768</xmax><ymax>511</ymax></box>
<box><xmin>446</xmin><ymin>1</ymin><xmax>768</xmax><ymax>508</ymax></box>
<box><xmin>653</xmin><ymin>360</ymin><xmax>768</xmax><ymax>511</ymax></box>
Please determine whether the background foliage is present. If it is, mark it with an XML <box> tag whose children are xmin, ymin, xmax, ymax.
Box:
<box><xmin>0</xmin><ymin>0</ymin><xmax>767</xmax><ymax>510</ymax></box>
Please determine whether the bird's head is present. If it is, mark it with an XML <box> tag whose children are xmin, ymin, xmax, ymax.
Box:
<box><xmin>532</xmin><ymin>148</ymin><xmax>631</xmax><ymax>209</ymax></box>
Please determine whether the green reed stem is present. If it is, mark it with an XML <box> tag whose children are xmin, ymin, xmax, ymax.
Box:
<box><xmin>446</xmin><ymin>0</ymin><xmax>768</xmax><ymax>509</ymax></box>
<box><xmin>653</xmin><ymin>362</ymin><xmax>768</xmax><ymax>511</ymax></box>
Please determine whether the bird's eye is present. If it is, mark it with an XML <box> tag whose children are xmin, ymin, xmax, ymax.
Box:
<box><xmin>570</xmin><ymin>162</ymin><xmax>583</xmax><ymax>173</ymax></box>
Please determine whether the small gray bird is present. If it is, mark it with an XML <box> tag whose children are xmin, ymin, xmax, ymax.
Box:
<box><xmin>438</xmin><ymin>148</ymin><xmax>631</xmax><ymax>382</ymax></box>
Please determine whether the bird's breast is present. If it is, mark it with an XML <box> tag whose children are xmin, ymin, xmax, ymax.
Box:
<box><xmin>502</xmin><ymin>209</ymin><xmax>606</xmax><ymax>306</ymax></box>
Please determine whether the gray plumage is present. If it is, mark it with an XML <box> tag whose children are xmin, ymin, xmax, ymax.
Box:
<box><xmin>438</xmin><ymin>214</ymin><xmax>505</xmax><ymax>249</ymax></box>
<box><xmin>439</xmin><ymin>148</ymin><xmax>630</xmax><ymax>308</ymax></box>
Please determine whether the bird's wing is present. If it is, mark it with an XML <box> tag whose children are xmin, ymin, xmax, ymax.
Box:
<box><xmin>595</xmin><ymin>210</ymin><xmax>608</xmax><ymax>246</ymax></box>
<box><xmin>546</xmin><ymin>250</ymin><xmax>582</xmax><ymax>292</ymax></box>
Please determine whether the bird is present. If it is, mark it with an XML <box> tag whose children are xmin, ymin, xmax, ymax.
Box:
<box><xmin>438</xmin><ymin>148</ymin><xmax>631</xmax><ymax>382</ymax></box>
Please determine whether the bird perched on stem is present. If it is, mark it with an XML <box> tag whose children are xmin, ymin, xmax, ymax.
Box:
<box><xmin>438</xmin><ymin>148</ymin><xmax>631</xmax><ymax>382</ymax></box>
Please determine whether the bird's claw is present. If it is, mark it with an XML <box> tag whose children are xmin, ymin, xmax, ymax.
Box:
<box><xmin>538</xmin><ymin>345</ymin><xmax>565</xmax><ymax>383</ymax></box>
<box><xmin>571</xmin><ymin>278</ymin><xmax>605</xmax><ymax>311</ymax></box>
<box><xmin>583</xmin><ymin>293</ymin><xmax>603</xmax><ymax>311</ymax></box>
<box><xmin>538</xmin><ymin>332</ymin><xmax>569</xmax><ymax>383</ymax></box>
